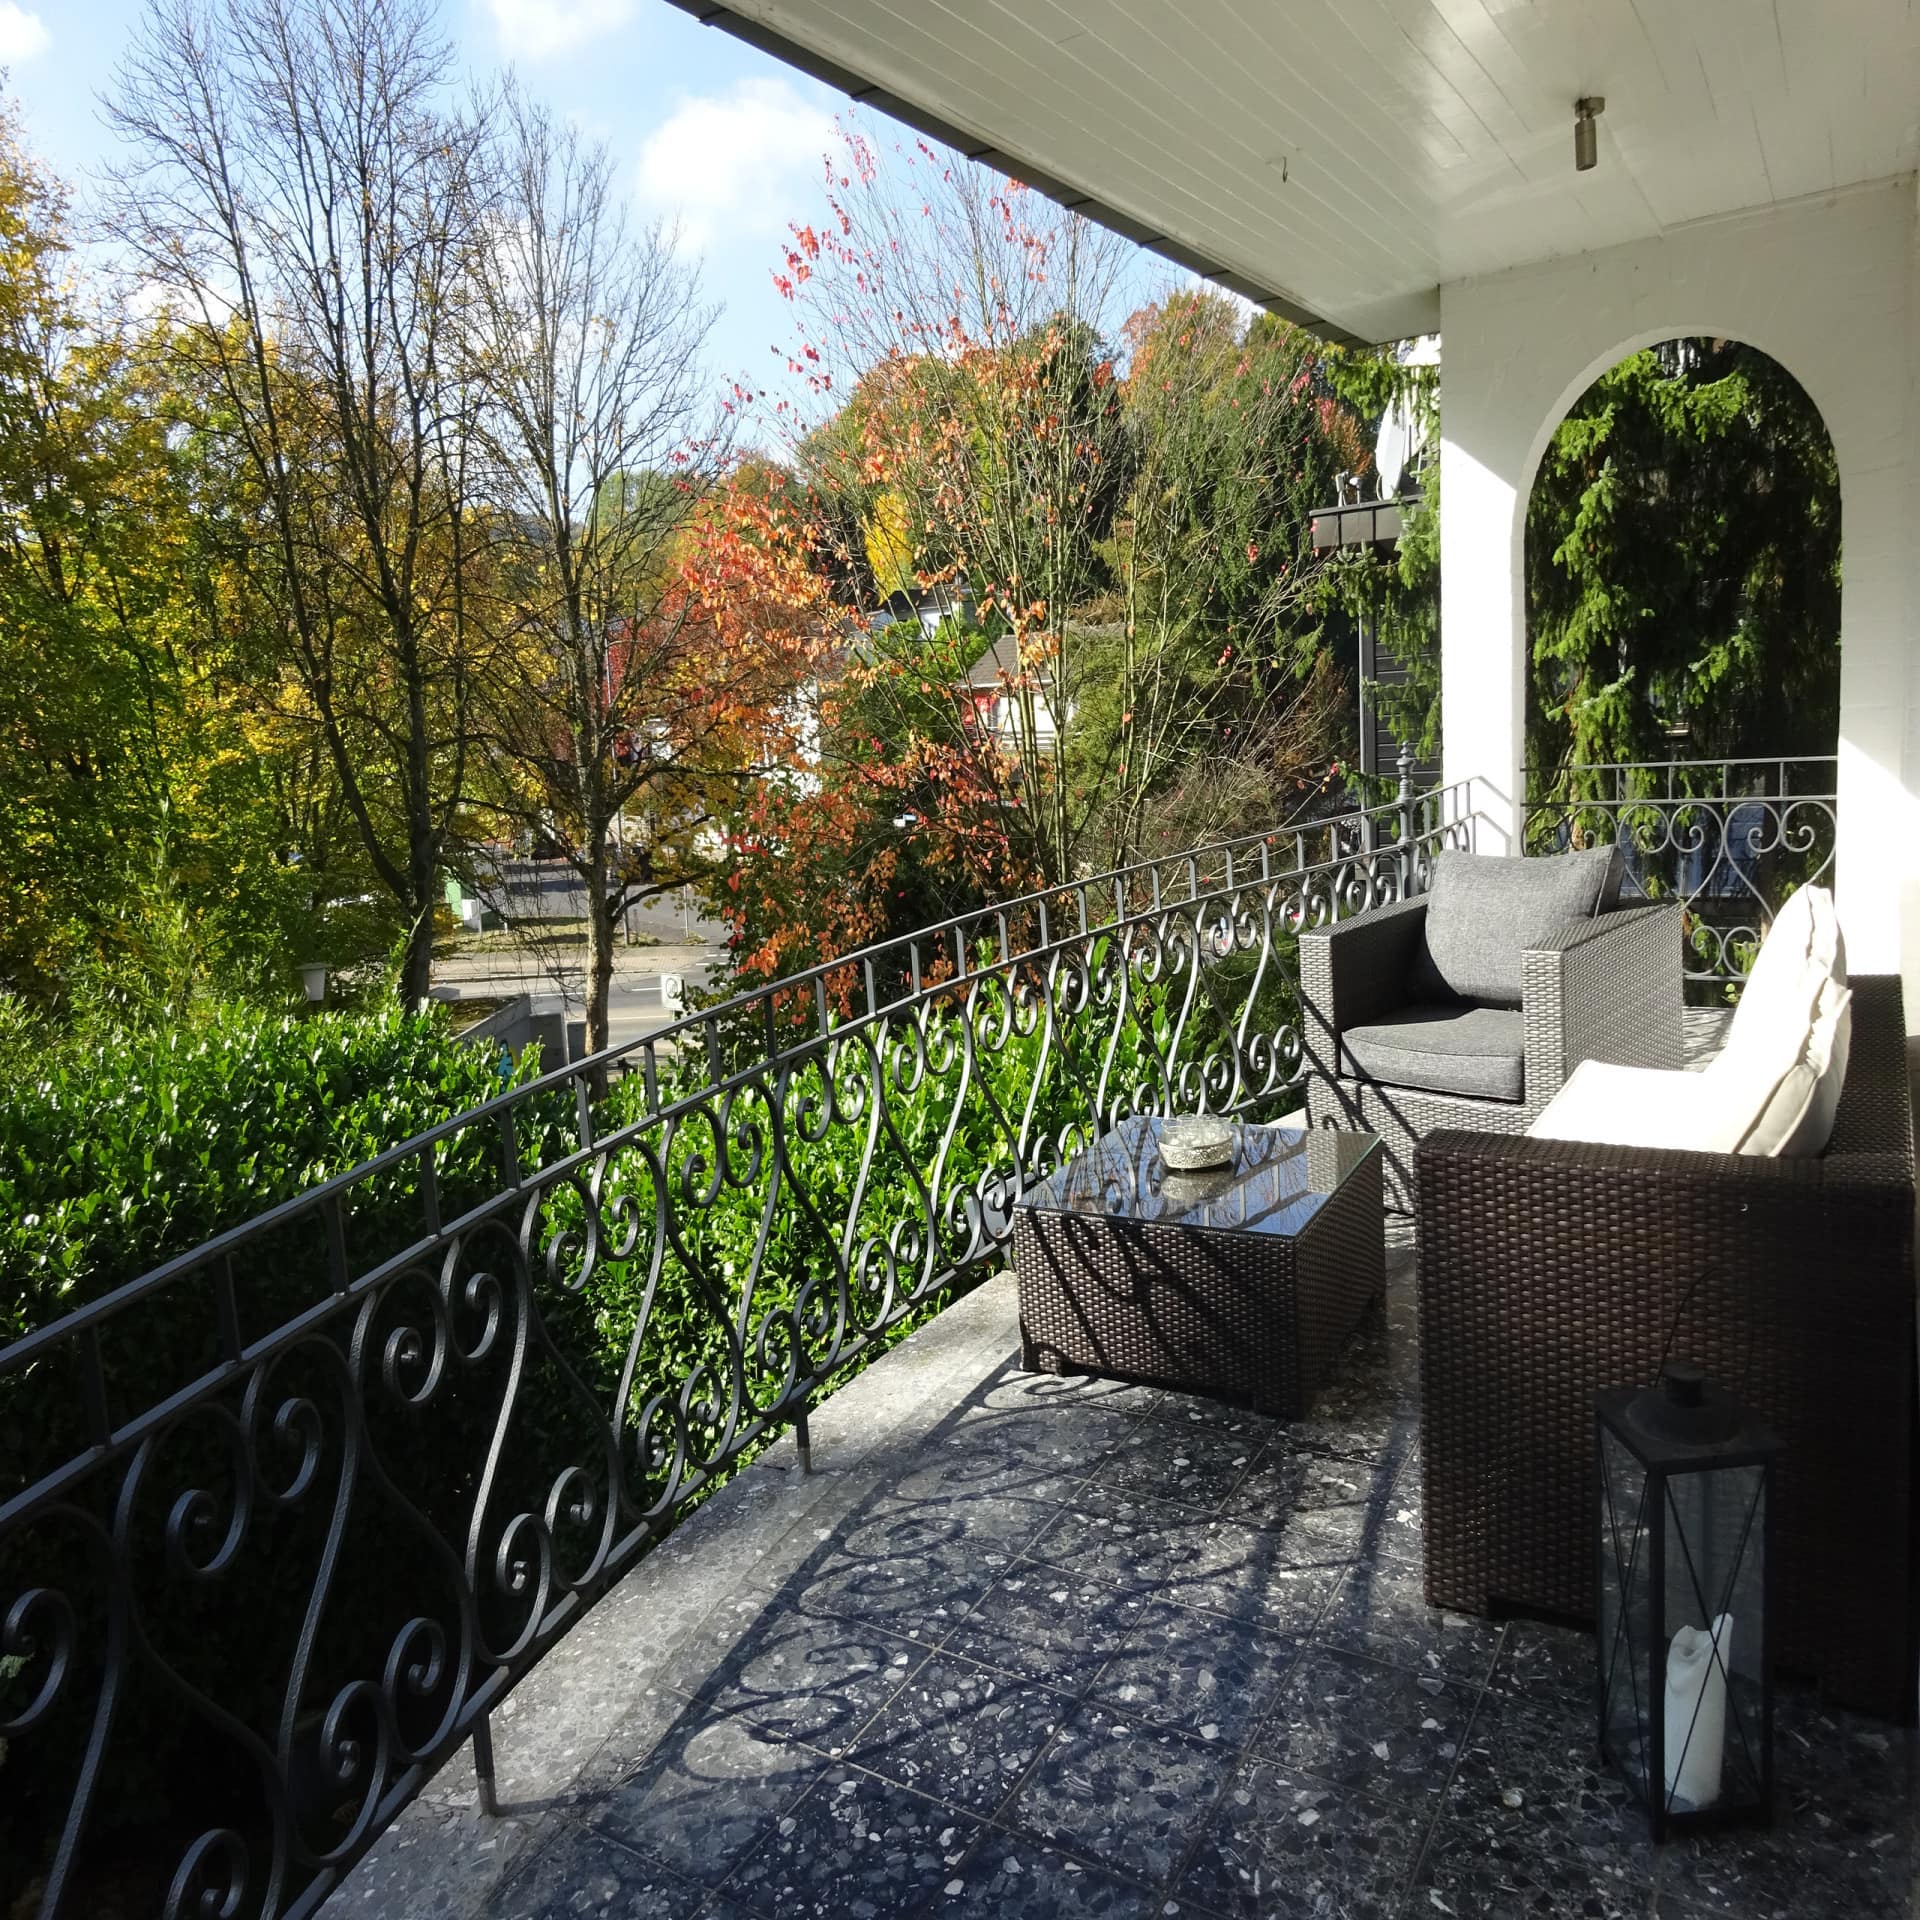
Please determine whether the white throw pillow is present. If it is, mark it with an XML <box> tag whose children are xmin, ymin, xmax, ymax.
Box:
<box><xmin>1737</xmin><ymin>975</ymin><xmax>1852</xmax><ymax>1157</ymax></box>
<box><xmin>1727</xmin><ymin>886</ymin><xmax>1845</xmax><ymax>1054</ymax></box>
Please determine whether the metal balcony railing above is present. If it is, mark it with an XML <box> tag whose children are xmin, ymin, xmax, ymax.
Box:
<box><xmin>0</xmin><ymin>778</ymin><xmax>1472</xmax><ymax>1920</ymax></box>
<box><xmin>1525</xmin><ymin>757</ymin><xmax>1838</xmax><ymax>989</ymax></box>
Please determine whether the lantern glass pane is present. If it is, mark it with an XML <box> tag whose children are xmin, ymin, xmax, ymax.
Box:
<box><xmin>1598</xmin><ymin>1424</ymin><xmax>1656</xmax><ymax>1799</ymax></box>
<box><xmin>1661</xmin><ymin>1462</ymin><xmax>1768</xmax><ymax>1817</ymax></box>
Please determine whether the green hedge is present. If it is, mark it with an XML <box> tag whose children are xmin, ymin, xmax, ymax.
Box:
<box><xmin>0</xmin><ymin>1006</ymin><xmax>527</xmax><ymax>1347</ymax></box>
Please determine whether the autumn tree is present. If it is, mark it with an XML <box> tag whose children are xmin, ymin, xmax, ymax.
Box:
<box><xmin>108</xmin><ymin>0</ymin><xmax>495</xmax><ymax>1005</ymax></box>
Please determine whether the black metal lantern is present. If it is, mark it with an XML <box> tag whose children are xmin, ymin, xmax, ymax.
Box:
<box><xmin>1596</xmin><ymin>1362</ymin><xmax>1782</xmax><ymax>1839</ymax></box>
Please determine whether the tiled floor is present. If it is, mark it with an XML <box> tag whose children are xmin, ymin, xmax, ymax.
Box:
<box><xmin>459</xmin><ymin>1249</ymin><xmax>1914</xmax><ymax>1920</ymax></box>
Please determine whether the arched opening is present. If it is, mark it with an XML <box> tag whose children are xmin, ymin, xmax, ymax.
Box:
<box><xmin>1522</xmin><ymin>337</ymin><xmax>1841</xmax><ymax>991</ymax></box>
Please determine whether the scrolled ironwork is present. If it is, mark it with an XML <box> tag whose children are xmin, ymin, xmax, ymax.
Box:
<box><xmin>1525</xmin><ymin>757</ymin><xmax>1838</xmax><ymax>989</ymax></box>
<box><xmin>0</xmin><ymin>785</ymin><xmax>1471</xmax><ymax>1919</ymax></box>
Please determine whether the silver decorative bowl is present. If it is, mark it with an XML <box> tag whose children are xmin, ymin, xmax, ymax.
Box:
<box><xmin>1159</xmin><ymin>1114</ymin><xmax>1234</xmax><ymax>1171</ymax></box>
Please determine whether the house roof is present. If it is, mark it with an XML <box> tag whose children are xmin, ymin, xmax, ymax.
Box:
<box><xmin>961</xmin><ymin>631</ymin><xmax>1024</xmax><ymax>691</ymax></box>
<box><xmin>665</xmin><ymin>0</ymin><xmax>1920</xmax><ymax>345</ymax></box>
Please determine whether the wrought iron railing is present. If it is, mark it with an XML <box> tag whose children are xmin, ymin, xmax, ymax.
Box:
<box><xmin>0</xmin><ymin>778</ymin><xmax>1470</xmax><ymax>1920</ymax></box>
<box><xmin>1524</xmin><ymin>757</ymin><xmax>1838</xmax><ymax>990</ymax></box>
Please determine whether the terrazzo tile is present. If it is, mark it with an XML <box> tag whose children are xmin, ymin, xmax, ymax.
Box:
<box><xmin>969</xmin><ymin>1366</ymin><xmax>1161</xmax><ymax>1420</ymax></box>
<box><xmin>1445</xmin><ymin>1688</ymin><xmax>1655</xmax><ymax>1882</ymax></box>
<box><xmin>723</xmin><ymin>1768</ymin><xmax>977</xmax><ymax>1919</ymax></box>
<box><xmin>775</xmin><ymin>1532</ymin><xmax>1001</xmax><ymax>1640</ymax></box>
<box><xmin>325</xmin><ymin>1795</ymin><xmax>535</xmax><ymax>1917</ymax></box>
<box><xmin>1652</xmin><ymin>1693</ymin><xmax>1917</xmax><ymax>1920</ymax></box>
<box><xmin>1093</xmin><ymin>1423</ymin><xmax>1263</xmax><ymax>1510</ymax></box>
<box><xmin>1316</xmin><ymin>1553</ymin><xmax>1502</xmax><ymax>1687</ymax></box>
<box><xmin>1408</xmin><ymin>1816</ymin><xmax>1652</xmax><ymax>1919</ymax></box>
<box><xmin>927</xmin><ymin>1833</ymin><xmax>1162</xmax><ymax>1918</ymax></box>
<box><xmin>1092</xmin><ymin>1598</ymin><xmax>1303</xmax><ymax>1745</ymax></box>
<box><xmin>1252</xmin><ymin>1645</ymin><xmax>1471</xmax><ymax>1805</ymax></box>
<box><xmin>1219</xmin><ymin>1445</ymin><xmax>1390</xmax><ymax>1525</ymax></box>
<box><xmin>942</xmin><ymin>1565</ymin><xmax>1152</xmax><ymax>1694</ymax></box>
<box><xmin>587</xmin><ymin>1708</ymin><xmax>826</xmax><ymax>1885</ymax></box>
<box><xmin>1177</xmin><ymin>1763</ymin><xmax>1423</xmax><ymax>1920</ymax></box>
<box><xmin>1025</xmin><ymin>1484</ymin><xmax>1217</xmax><ymax>1585</ymax></box>
<box><xmin>1139</xmin><ymin>1390</ymin><xmax>1281</xmax><ymax>1441</ymax></box>
<box><xmin>1268</xmin><ymin>1497</ymin><xmax>1388</xmax><ymax>1569</ymax></box>
<box><xmin>848</xmin><ymin>1654</ymin><xmax>1072</xmax><ymax>1814</ymax></box>
<box><xmin>659</xmin><ymin>1602</ymin><xmax>926</xmax><ymax>1755</ymax></box>
<box><xmin>1285</xmin><ymin>1404</ymin><xmax>1409</xmax><ymax>1467</ymax></box>
<box><xmin>490</xmin><ymin>1826</ymin><xmax>709</xmax><ymax>1919</ymax></box>
<box><xmin>1488</xmin><ymin>1620</ymin><xmax>1598</xmax><ymax>1708</ymax></box>
<box><xmin>1150</xmin><ymin>1516</ymin><xmax>1343</xmax><ymax>1633</ymax></box>
<box><xmin>1003</xmin><ymin>1700</ymin><xmax>1233</xmax><ymax>1888</ymax></box>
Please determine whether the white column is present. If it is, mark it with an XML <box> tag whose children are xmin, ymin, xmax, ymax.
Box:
<box><xmin>1437</xmin><ymin>433</ymin><xmax>1526</xmax><ymax>852</ymax></box>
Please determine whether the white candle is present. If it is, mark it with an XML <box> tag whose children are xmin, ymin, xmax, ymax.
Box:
<box><xmin>1664</xmin><ymin>1612</ymin><xmax>1734</xmax><ymax>1810</ymax></box>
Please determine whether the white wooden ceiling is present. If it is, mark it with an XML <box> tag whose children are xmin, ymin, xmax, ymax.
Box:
<box><xmin>666</xmin><ymin>0</ymin><xmax>1920</xmax><ymax>342</ymax></box>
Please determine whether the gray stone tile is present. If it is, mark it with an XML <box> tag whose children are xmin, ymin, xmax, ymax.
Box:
<box><xmin>1093</xmin><ymin>1423</ymin><xmax>1264</xmax><ymax>1510</ymax></box>
<box><xmin>1269</xmin><ymin>1496</ymin><xmax>1416</xmax><ymax>1572</ymax></box>
<box><xmin>1178</xmin><ymin>1763</ymin><xmax>1423</xmax><ymax>1920</ymax></box>
<box><xmin>1409</xmin><ymin>1817</ymin><xmax>1652</xmax><ymax>1919</ymax></box>
<box><xmin>1025</xmin><ymin>1484</ymin><xmax>1205</xmax><ymax>1585</ymax></box>
<box><xmin>659</xmin><ymin>1599</ymin><xmax>927</xmax><ymax>1756</ymax></box>
<box><xmin>1651</xmin><ymin>1691</ymin><xmax>1917</xmax><ymax>1920</ymax></box>
<box><xmin>1251</xmin><ymin>1646</ymin><xmax>1472</xmax><ymax>1806</ymax></box>
<box><xmin>490</xmin><ymin>1826</ymin><xmax>709</xmax><ymax>1919</ymax></box>
<box><xmin>587</xmin><ymin>1708</ymin><xmax>826</xmax><ymax>1885</ymax></box>
<box><xmin>928</xmin><ymin>1832</ymin><xmax>1162</xmax><ymax>1919</ymax></box>
<box><xmin>1220</xmin><ymin>1445</ymin><xmax>1392</xmax><ymax>1525</ymax></box>
<box><xmin>1488</xmin><ymin>1619</ymin><xmax>1598</xmax><ymax>1709</ymax></box>
<box><xmin>774</xmin><ymin>1531</ymin><xmax>1002</xmax><ymax>1642</ymax></box>
<box><xmin>848</xmin><ymin>1653</ymin><xmax>1072</xmax><ymax>1814</ymax></box>
<box><xmin>943</xmin><ymin>1565</ymin><xmax>1154</xmax><ymax>1694</ymax></box>
<box><xmin>326</xmin><ymin>1795</ymin><xmax>536</xmax><ymax>1917</ymax></box>
<box><xmin>722</xmin><ymin>1768</ymin><xmax>977</xmax><ymax>1919</ymax></box>
<box><xmin>1445</xmin><ymin>1689</ymin><xmax>1656</xmax><ymax>1884</ymax></box>
<box><xmin>1316</xmin><ymin>1554</ymin><xmax>1502</xmax><ymax>1688</ymax></box>
<box><xmin>1138</xmin><ymin>1390</ymin><xmax>1282</xmax><ymax>1442</ymax></box>
<box><xmin>1004</xmin><ymin>1700</ymin><xmax>1233</xmax><ymax>1888</ymax></box>
<box><xmin>967</xmin><ymin>1365</ymin><xmax>1160</xmax><ymax>1421</ymax></box>
<box><xmin>1092</xmin><ymin>1599</ymin><xmax>1303</xmax><ymax>1746</ymax></box>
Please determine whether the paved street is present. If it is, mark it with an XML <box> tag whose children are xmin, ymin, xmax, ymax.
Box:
<box><xmin>433</xmin><ymin>860</ymin><xmax>732</xmax><ymax>1053</ymax></box>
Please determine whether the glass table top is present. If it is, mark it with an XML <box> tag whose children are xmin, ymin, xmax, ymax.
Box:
<box><xmin>1020</xmin><ymin>1115</ymin><xmax>1378</xmax><ymax>1240</ymax></box>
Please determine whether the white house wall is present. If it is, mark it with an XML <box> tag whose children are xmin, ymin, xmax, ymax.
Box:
<box><xmin>1437</xmin><ymin>177</ymin><xmax>1920</xmax><ymax>1011</ymax></box>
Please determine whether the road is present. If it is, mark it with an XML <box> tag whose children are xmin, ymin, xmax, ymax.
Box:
<box><xmin>433</xmin><ymin>859</ymin><xmax>733</xmax><ymax>1054</ymax></box>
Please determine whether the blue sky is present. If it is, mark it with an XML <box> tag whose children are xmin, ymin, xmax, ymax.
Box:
<box><xmin>11</xmin><ymin>0</ymin><xmax>1172</xmax><ymax>430</ymax></box>
<box><xmin>8</xmin><ymin>0</ymin><xmax>880</xmax><ymax>408</ymax></box>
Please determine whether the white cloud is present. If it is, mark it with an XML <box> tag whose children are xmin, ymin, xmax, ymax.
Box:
<box><xmin>635</xmin><ymin>77</ymin><xmax>835</xmax><ymax>259</ymax></box>
<box><xmin>485</xmin><ymin>0</ymin><xmax>634</xmax><ymax>62</ymax></box>
<box><xmin>0</xmin><ymin>2</ymin><xmax>50</xmax><ymax>63</ymax></box>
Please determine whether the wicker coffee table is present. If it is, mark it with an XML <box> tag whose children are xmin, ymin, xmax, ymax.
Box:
<box><xmin>1012</xmin><ymin>1116</ymin><xmax>1384</xmax><ymax>1419</ymax></box>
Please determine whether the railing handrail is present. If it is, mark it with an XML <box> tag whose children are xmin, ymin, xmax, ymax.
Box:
<box><xmin>0</xmin><ymin>784</ymin><xmax>1468</xmax><ymax>1389</ymax></box>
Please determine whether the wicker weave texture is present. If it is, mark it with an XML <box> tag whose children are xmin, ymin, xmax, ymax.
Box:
<box><xmin>1013</xmin><ymin>1140</ymin><xmax>1384</xmax><ymax>1420</ymax></box>
<box><xmin>1301</xmin><ymin>899</ymin><xmax>1683</xmax><ymax>1208</ymax></box>
<box><xmin>1416</xmin><ymin>975</ymin><xmax>1916</xmax><ymax>1721</ymax></box>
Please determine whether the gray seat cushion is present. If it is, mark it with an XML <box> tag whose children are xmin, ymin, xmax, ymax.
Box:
<box><xmin>1341</xmin><ymin>1004</ymin><xmax>1527</xmax><ymax>1102</ymax></box>
<box><xmin>1410</xmin><ymin>846</ymin><xmax>1613</xmax><ymax>1006</ymax></box>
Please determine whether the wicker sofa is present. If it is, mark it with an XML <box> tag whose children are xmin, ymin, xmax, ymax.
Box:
<box><xmin>1416</xmin><ymin>973</ymin><xmax>1917</xmax><ymax>1720</ymax></box>
<box><xmin>1300</xmin><ymin>885</ymin><xmax>1683</xmax><ymax>1207</ymax></box>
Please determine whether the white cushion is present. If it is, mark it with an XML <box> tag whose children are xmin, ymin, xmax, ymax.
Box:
<box><xmin>1529</xmin><ymin>1060</ymin><xmax>1753</xmax><ymax>1152</ymax></box>
<box><xmin>1736</xmin><ymin>975</ymin><xmax>1852</xmax><ymax>1157</ymax></box>
<box><xmin>1727</xmin><ymin>886</ymin><xmax>1845</xmax><ymax>1054</ymax></box>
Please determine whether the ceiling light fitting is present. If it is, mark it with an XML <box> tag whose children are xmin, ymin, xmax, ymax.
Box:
<box><xmin>1575</xmin><ymin>95</ymin><xmax>1606</xmax><ymax>172</ymax></box>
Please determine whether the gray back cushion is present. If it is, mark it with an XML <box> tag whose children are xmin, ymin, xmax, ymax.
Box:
<box><xmin>1412</xmin><ymin>846</ymin><xmax>1614</xmax><ymax>1006</ymax></box>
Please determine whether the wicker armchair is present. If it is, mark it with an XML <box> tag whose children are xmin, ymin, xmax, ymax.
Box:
<box><xmin>1416</xmin><ymin>974</ymin><xmax>1916</xmax><ymax>1721</ymax></box>
<box><xmin>1300</xmin><ymin>894</ymin><xmax>1683</xmax><ymax>1206</ymax></box>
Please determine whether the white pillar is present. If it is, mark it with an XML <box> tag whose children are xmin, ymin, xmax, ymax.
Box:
<box><xmin>1434</xmin><ymin>183</ymin><xmax>1920</xmax><ymax>1015</ymax></box>
<box><xmin>1436</xmin><ymin>363</ymin><xmax>1527</xmax><ymax>853</ymax></box>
